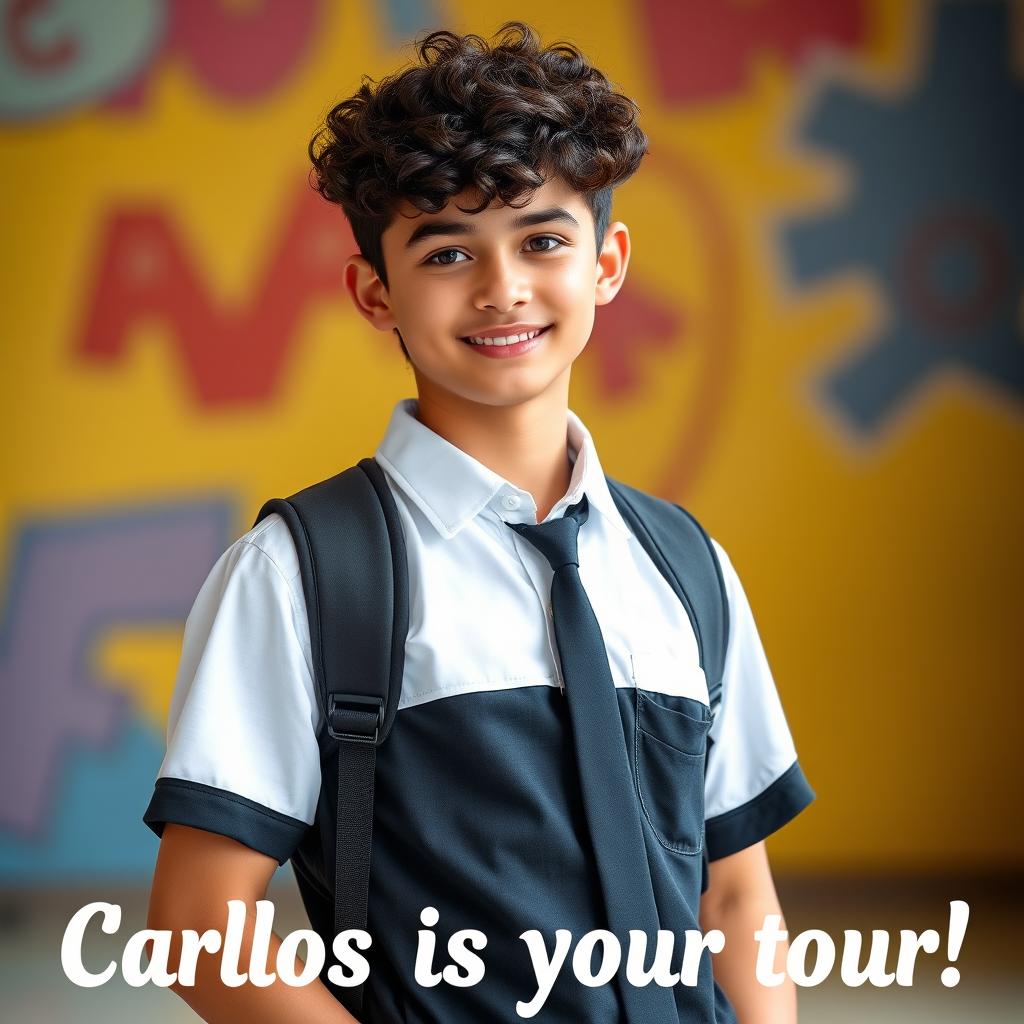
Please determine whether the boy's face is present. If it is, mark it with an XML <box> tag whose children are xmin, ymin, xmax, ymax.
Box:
<box><xmin>345</xmin><ymin>175</ymin><xmax>629</xmax><ymax>411</ymax></box>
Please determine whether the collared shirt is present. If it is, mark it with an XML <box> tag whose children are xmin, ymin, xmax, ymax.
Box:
<box><xmin>146</xmin><ymin>398</ymin><xmax>814</xmax><ymax>1023</ymax></box>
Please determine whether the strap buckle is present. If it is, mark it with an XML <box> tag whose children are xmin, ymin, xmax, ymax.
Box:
<box><xmin>326</xmin><ymin>692</ymin><xmax>385</xmax><ymax>745</ymax></box>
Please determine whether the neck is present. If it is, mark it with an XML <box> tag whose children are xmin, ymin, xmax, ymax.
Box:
<box><xmin>412</xmin><ymin>371</ymin><xmax>573</xmax><ymax>522</ymax></box>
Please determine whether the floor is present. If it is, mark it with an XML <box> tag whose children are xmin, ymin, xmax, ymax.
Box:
<box><xmin>1</xmin><ymin>872</ymin><xmax>1019</xmax><ymax>1022</ymax></box>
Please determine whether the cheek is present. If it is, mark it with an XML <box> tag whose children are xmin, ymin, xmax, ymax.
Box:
<box><xmin>394</xmin><ymin>284</ymin><xmax>456</xmax><ymax>337</ymax></box>
<box><xmin>544</xmin><ymin>261</ymin><xmax>596</xmax><ymax>310</ymax></box>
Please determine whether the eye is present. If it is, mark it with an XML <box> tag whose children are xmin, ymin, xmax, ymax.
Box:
<box><xmin>425</xmin><ymin>248</ymin><xmax>469</xmax><ymax>266</ymax></box>
<box><xmin>524</xmin><ymin>235</ymin><xmax>564</xmax><ymax>253</ymax></box>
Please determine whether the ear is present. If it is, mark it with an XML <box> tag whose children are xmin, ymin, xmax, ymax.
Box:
<box><xmin>594</xmin><ymin>222</ymin><xmax>630</xmax><ymax>306</ymax></box>
<box><xmin>343</xmin><ymin>255</ymin><xmax>397</xmax><ymax>331</ymax></box>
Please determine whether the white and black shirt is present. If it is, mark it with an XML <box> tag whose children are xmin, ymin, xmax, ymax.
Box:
<box><xmin>145</xmin><ymin>398</ymin><xmax>814</xmax><ymax>1022</ymax></box>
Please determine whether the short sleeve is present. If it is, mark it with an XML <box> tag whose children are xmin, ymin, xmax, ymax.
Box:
<box><xmin>703</xmin><ymin>539</ymin><xmax>815</xmax><ymax>860</ymax></box>
<box><xmin>143</xmin><ymin>514</ymin><xmax>321</xmax><ymax>864</ymax></box>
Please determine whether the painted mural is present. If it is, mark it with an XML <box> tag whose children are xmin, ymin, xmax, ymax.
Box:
<box><xmin>1</xmin><ymin>0</ymin><xmax>1021</xmax><ymax>882</ymax></box>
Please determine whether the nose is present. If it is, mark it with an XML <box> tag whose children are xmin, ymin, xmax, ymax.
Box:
<box><xmin>472</xmin><ymin>252</ymin><xmax>532</xmax><ymax>312</ymax></box>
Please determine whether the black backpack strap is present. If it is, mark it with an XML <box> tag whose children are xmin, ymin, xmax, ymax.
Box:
<box><xmin>255</xmin><ymin>457</ymin><xmax>408</xmax><ymax>1017</ymax></box>
<box><xmin>605</xmin><ymin>476</ymin><xmax>729</xmax><ymax>711</ymax></box>
<box><xmin>606</xmin><ymin>475</ymin><xmax>729</xmax><ymax>708</ymax></box>
<box><xmin>606</xmin><ymin>476</ymin><xmax>729</xmax><ymax>894</ymax></box>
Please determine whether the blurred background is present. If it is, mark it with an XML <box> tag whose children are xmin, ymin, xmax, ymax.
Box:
<box><xmin>1</xmin><ymin>0</ymin><xmax>1021</xmax><ymax>1019</ymax></box>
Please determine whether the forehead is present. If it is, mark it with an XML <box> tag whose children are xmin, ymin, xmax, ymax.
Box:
<box><xmin>386</xmin><ymin>176</ymin><xmax>591</xmax><ymax>242</ymax></box>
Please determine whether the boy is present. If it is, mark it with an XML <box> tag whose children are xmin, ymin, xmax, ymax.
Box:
<box><xmin>145</xmin><ymin>22</ymin><xmax>814</xmax><ymax>1023</ymax></box>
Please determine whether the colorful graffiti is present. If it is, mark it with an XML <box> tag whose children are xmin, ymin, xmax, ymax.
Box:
<box><xmin>1</xmin><ymin>0</ymin><xmax>445</xmax><ymax>119</ymax></box>
<box><xmin>77</xmin><ymin>188</ymin><xmax>355</xmax><ymax>407</ymax></box>
<box><xmin>784</xmin><ymin>1</ymin><xmax>1024</xmax><ymax>436</ymax></box>
<box><xmin>640</xmin><ymin>0</ymin><xmax>866</xmax><ymax>103</ymax></box>
<box><xmin>2</xmin><ymin>1</ymin><xmax>1021</xmax><ymax>881</ymax></box>
<box><xmin>0</xmin><ymin>502</ymin><xmax>232</xmax><ymax>875</ymax></box>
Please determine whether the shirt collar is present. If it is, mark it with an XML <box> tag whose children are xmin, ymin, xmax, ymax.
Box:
<box><xmin>374</xmin><ymin>398</ymin><xmax>632</xmax><ymax>540</ymax></box>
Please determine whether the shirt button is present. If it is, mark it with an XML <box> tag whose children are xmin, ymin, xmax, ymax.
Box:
<box><xmin>502</xmin><ymin>493</ymin><xmax>522</xmax><ymax>510</ymax></box>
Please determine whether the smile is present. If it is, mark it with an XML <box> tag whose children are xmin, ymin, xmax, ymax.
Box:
<box><xmin>459</xmin><ymin>324</ymin><xmax>552</xmax><ymax>358</ymax></box>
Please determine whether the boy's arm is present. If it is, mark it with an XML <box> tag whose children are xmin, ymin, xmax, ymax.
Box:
<box><xmin>148</xmin><ymin>824</ymin><xmax>359</xmax><ymax>1024</ymax></box>
<box><xmin>699</xmin><ymin>840</ymin><xmax>797</xmax><ymax>1024</ymax></box>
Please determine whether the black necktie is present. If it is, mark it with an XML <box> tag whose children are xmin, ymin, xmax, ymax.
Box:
<box><xmin>508</xmin><ymin>495</ymin><xmax>677</xmax><ymax>1021</ymax></box>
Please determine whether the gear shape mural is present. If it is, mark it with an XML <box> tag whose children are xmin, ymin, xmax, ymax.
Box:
<box><xmin>784</xmin><ymin>1</ymin><xmax>1024</xmax><ymax>435</ymax></box>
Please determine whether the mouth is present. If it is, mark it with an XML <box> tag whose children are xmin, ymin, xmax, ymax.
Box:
<box><xmin>459</xmin><ymin>324</ymin><xmax>552</xmax><ymax>358</ymax></box>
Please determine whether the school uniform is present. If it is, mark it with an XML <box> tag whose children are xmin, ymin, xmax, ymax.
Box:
<box><xmin>145</xmin><ymin>397</ymin><xmax>814</xmax><ymax>1022</ymax></box>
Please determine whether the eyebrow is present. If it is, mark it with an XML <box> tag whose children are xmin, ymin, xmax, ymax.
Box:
<box><xmin>404</xmin><ymin>206</ymin><xmax>581</xmax><ymax>249</ymax></box>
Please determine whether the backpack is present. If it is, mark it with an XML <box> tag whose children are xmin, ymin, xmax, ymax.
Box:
<box><xmin>255</xmin><ymin>457</ymin><xmax>730</xmax><ymax>1016</ymax></box>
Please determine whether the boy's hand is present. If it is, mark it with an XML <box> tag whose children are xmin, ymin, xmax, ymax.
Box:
<box><xmin>148</xmin><ymin>824</ymin><xmax>359</xmax><ymax>1023</ymax></box>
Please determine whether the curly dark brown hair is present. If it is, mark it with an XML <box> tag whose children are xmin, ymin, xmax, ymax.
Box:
<box><xmin>308</xmin><ymin>21</ymin><xmax>648</xmax><ymax>288</ymax></box>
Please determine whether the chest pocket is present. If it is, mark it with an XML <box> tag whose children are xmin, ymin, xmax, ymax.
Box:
<box><xmin>632</xmin><ymin>655</ymin><xmax>712</xmax><ymax>857</ymax></box>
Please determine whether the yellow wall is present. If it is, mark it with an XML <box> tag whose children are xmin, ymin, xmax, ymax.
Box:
<box><xmin>1</xmin><ymin>0</ymin><xmax>1021</xmax><ymax>878</ymax></box>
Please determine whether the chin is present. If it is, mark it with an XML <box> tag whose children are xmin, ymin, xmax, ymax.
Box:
<box><xmin>462</xmin><ymin>377</ymin><xmax>568</xmax><ymax>408</ymax></box>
